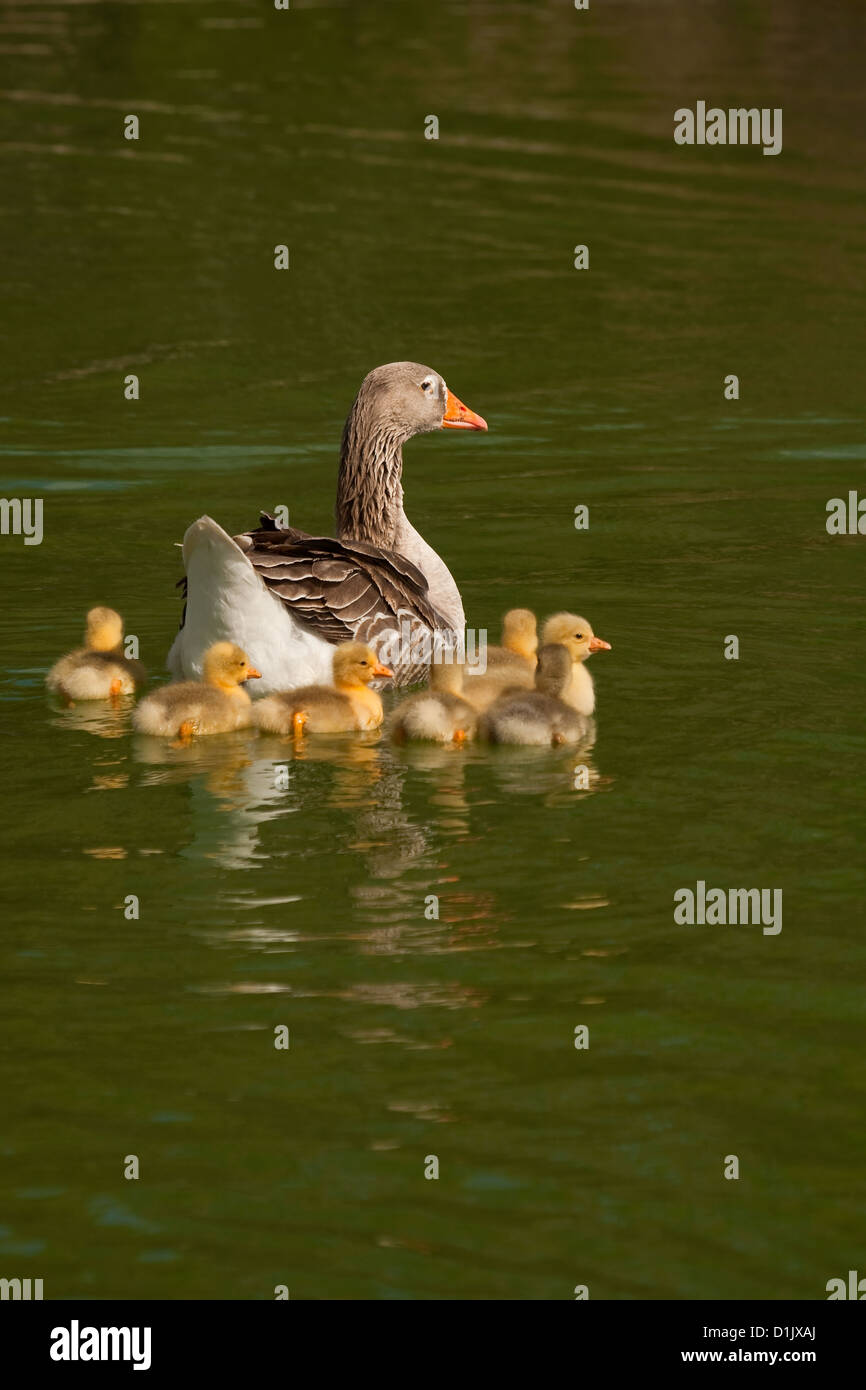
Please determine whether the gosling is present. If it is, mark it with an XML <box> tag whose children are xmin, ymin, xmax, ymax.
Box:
<box><xmin>541</xmin><ymin>612</ymin><xmax>611</xmax><ymax>716</ymax></box>
<box><xmin>390</xmin><ymin>659</ymin><xmax>478</xmax><ymax>744</ymax></box>
<box><xmin>480</xmin><ymin>644</ymin><xmax>590</xmax><ymax>746</ymax></box>
<box><xmin>132</xmin><ymin>641</ymin><xmax>260</xmax><ymax>740</ymax></box>
<box><xmin>46</xmin><ymin>606</ymin><xmax>146</xmax><ymax>702</ymax></box>
<box><xmin>252</xmin><ymin>642</ymin><xmax>393</xmax><ymax>735</ymax></box>
<box><xmin>470</xmin><ymin>608</ymin><xmax>537</xmax><ymax>686</ymax></box>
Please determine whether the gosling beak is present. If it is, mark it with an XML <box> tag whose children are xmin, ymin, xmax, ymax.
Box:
<box><xmin>442</xmin><ymin>389</ymin><xmax>488</xmax><ymax>432</ymax></box>
<box><xmin>588</xmin><ymin>637</ymin><xmax>611</xmax><ymax>653</ymax></box>
<box><xmin>247</xmin><ymin>668</ymin><xmax>263</xmax><ymax>679</ymax></box>
<box><xmin>373</xmin><ymin>662</ymin><xmax>394</xmax><ymax>679</ymax></box>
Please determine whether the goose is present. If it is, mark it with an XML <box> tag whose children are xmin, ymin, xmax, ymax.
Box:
<box><xmin>390</xmin><ymin>658</ymin><xmax>478</xmax><ymax>744</ymax></box>
<box><xmin>468</xmin><ymin>607</ymin><xmax>537</xmax><ymax>687</ymax></box>
<box><xmin>167</xmin><ymin>362</ymin><xmax>487</xmax><ymax>693</ymax></box>
<box><xmin>252</xmin><ymin>641</ymin><xmax>392</xmax><ymax>736</ymax></box>
<box><xmin>541</xmin><ymin>612</ymin><xmax>611</xmax><ymax>716</ymax></box>
<box><xmin>46</xmin><ymin>607</ymin><xmax>146</xmax><ymax>702</ymax></box>
<box><xmin>133</xmin><ymin>641</ymin><xmax>260</xmax><ymax>740</ymax></box>
<box><xmin>480</xmin><ymin>644</ymin><xmax>590</xmax><ymax>746</ymax></box>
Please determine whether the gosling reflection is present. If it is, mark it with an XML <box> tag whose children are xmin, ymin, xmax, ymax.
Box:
<box><xmin>389</xmin><ymin>739</ymin><xmax>473</xmax><ymax>832</ymax></box>
<box><xmin>128</xmin><ymin>727</ymin><xmax>416</xmax><ymax>872</ymax></box>
<box><xmin>132</xmin><ymin>727</ymin><xmax>259</xmax><ymax>783</ymax></box>
<box><xmin>483</xmin><ymin>721</ymin><xmax>599</xmax><ymax>801</ymax></box>
<box><xmin>348</xmin><ymin>740</ymin><xmax>484</xmax><ymax>948</ymax></box>
<box><xmin>288</xmin><ymin>730</ymin><xmax>385</xmax><ymax>810</ymax></box>
<box><xmin>126</xmin><ymin>701</ymin><xmax>600</xmax><ymax>878</ymax></box>
<box><xmin>49</xmin><ymin>694</ymin><xmax>136</xmax><ymax>741</ymax></box>
<box><xmin>132</xmin><ymin>729</ymin><xmax>275</xmax><ymax>869</ymax></box>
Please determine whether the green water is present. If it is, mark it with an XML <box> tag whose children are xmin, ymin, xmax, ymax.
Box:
<box><xmin>2</xmin><ymin>0</ymin><xmax>864</xmax><ymax>1300</ymax></box>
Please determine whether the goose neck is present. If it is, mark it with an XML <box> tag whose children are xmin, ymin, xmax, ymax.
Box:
<box><xmin>336</xmin><ymin>417</ymin><xmax>406</xmax><ymax>547</ymax></box>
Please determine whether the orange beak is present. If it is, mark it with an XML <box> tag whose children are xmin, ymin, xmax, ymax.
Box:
<box><xmin>588</xmin><ymin>637</ymin><xmax>611</xmax><ymax>653</ymax></box>
<box><xmin>246</xmin><ymin>667</ymin><xmax>263</xmax><ymax>679</ymax></box>
<box><xmin>373</xmin><ymin>662</ymin><xmax>394</xmax><ymax>679</ymax></box>
<box><xmin>442</xmin><ymin>389</ymin><xmax>488</xmax><ymax>432</ymax></box>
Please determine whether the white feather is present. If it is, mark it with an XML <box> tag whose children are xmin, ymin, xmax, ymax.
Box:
<box><xmin>166</xmin><ymin>517</ymin><xmax>334</xmax><ymax>695</ymax></box>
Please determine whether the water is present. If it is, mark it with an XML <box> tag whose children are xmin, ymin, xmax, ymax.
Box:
<box><xmin>1</xmin><ymin>0</ymin><xmax>864</xmax><ymax>1300</ymax></box>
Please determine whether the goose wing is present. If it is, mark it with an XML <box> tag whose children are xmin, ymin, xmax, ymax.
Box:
<box><xmin>232</xmin><ymin>513</ymin><xmax>452</xmax><ymax>682</ymax></box>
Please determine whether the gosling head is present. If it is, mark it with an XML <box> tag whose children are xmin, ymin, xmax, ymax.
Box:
<box><xmin>534</xmin><ymin>643</ymin><xmax>573</xmax><ymax>698</ymax></box>
<box><xmin>542</xmin><ymin>612</ymin><xmax>611</xmax><ymax>664</ymax></box>
<box><xmin>202</xmin><ymin>641</ymin><xmax>262</xmax><ymax>691</ymax></box>
<box><xmin>501</xmin><ymin>607</ymin><xmax>538</xmax><ymax>662</ymax></box>
<box><xmin>85</xmin><ymin>606</ymin><xmax>124</xmax><ymax>653</ymax></box>
<box><xmin>332</xmin><ymin>642</ymin><xmax>394</xmax><ymax>689</ymax></box>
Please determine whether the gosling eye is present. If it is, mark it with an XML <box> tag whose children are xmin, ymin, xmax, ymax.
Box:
<box><xmin>575</xmin><ymin>633</ymin><xmax>584</xmax><ymax>640</ymax></box>
<box><xmin>360</xmin><ymin>660</ymin><xmax>368</xmax><ymax>666</ymax></box>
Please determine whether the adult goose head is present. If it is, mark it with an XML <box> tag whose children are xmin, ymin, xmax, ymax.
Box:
<box><xmin>167</xmin><ymin>362</ymin><xmax>487</xmax><ymax>692</ymax></box>
<box><xmin>337</xmin><ymin>361</ymin><xmax>486</xmax><ymax>548</ymax></box>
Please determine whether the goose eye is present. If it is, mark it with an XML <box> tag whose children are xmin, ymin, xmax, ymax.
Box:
<box><xmin>420</xmin><ymin>378</ymin><xmax>433</xmax><ymax>393</ymax></box>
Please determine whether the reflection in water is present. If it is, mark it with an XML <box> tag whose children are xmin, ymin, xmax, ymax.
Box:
<box><xmin>49</xmin><ymin>694</ymin><xmax>136</xmax><ymax>743</ymax></box>
<box><xmin>45</xmin><ymin>665</ymin><xmax>605</xmax><ymax>968</ymax></box>
<box><xmin>208</xmin><ymin>727</ymin><xmax>589</xmax><ymax>837</ymax></box>
<box><xmin>483</xmin><ymin>722</ymin><xmax>599</xmax><ymax>802</ymax></box>
<box><xmin>124</xmin><ymin>717</ymin><xmax>603</xmax><ymax>956</ymax></box>
<box><xmin>133</xmin><ymin>728</ymin><xmax>283</xmax><ymax>870</ymax></box>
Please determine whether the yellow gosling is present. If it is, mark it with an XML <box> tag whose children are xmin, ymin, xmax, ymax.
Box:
<box><xmin>252</xmin><ymin>642</ymin><xmax>393</xmax><ymax>735</ymax></box>
<box><xmin>541</xmin><ymin>612</ymin><xmax>611</xmax><ymax>716</ymax></box>
<box><xmin>46</xmin><ymin>607</ymin><xmax>146</xmax><ymax>703</ymax></box>
<box><xmin>480</xmin><ymin>644</ymin><xmax>590</xmax><ymax>746</ymax></box>
<box><xmin>132</xmin><ymin>641</ymin><xmax>260</xmax><ymax>740</ymax></box>
<box><xmin>466</xmin><ymin>607</ymin><xmax>537</xmax><ymax>691</ymax></box>
<box><xmin>390</xmin><ymin>659</ymin><xmax>478</xmax><ymax>744</ymax></box>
